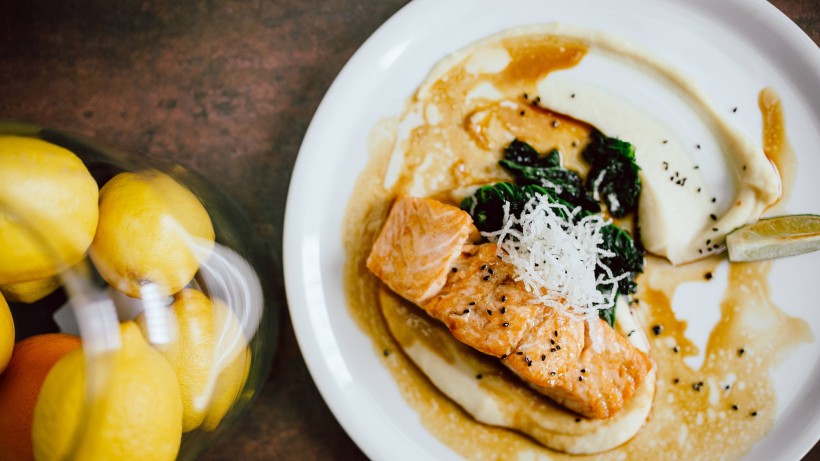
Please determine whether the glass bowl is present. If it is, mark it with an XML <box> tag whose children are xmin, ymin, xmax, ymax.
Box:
<box><xmin>0</xmin><ymin>121</ymin><xmax>279</xmax><ymax>461</ymax></box>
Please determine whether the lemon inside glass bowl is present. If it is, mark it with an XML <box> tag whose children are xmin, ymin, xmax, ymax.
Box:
<box><xmin>0</xmin><ymin>122</ymin><xmax>279</xmax><ymax>461</ymax></box>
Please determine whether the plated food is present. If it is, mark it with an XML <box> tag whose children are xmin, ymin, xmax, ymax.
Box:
<box><xmin>341</xmin><ymin>23</ymin><xmax>812</xmax><ymax>459</ymax></box>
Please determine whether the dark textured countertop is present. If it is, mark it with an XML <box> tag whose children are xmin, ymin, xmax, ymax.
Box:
<box><xmin>0</xmin><ymin>1</ymin><xmax>817</xmax><ymax>459</ymax></box>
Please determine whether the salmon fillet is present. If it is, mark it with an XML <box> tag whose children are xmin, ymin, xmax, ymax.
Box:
<box><xmin>367</xmin><ymin>195</ymin><xmax>652</xmax><ymax>419</ymax></box>
<box><xmin>366</xmin><ymin>195</ymin><xmax>479</xmax><ymax>305</ymax></box>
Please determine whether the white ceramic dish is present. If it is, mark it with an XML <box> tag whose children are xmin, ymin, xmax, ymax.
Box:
<box><xmin>283</xmin><ymin>0</ymin><xmax>820</xmax><ymax>459</ymax></box>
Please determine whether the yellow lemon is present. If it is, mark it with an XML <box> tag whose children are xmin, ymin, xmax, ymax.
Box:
<box><xmin>136</xmin><ymin>289</ymin><xmax>249</xmax><ymax>433</ymax></box>
<box><xmin>32</xmin><ymin>322</ymin><xmax>182</xmax><ymax>461</ymax></box>
<box><xmin>202</xmin><ymin>298</ymin><xmax>249</xmax><ymax>431</ymax></box>
<box><xmin>0</xmin><ymin>276</ymin><xmax>60</xmax><ymax>304</ymax></box>
<box><xmin>727</xmin><ymin>214</ymin><xmax>820</xmax><ymax>262</ymax></box>
<box><xmin>137</xmin><ymin>288</ymin><xmax>215</xmax><ymax>432</ymax></box>
<box><xmin>201</xmin><ymin>345</ymin><xmax>250</xmax><ymax>432</ymax></box>
<box><xmin>0</xmin><ymin>293</ymin><xmax>13</xmax><ymax>373</ymax></box>
<box><xmin>0</xmin><ymin>136</ymin><xmax>98</xmax><ymax>284</ymax></box>
<box><xmin>90</xmin><ymin>170</ymin><xmax>215</xmax><ymax>298</ymax></box>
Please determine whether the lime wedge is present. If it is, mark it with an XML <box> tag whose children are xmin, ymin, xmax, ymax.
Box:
<box><xmin>726</xmin><ymin>215</ymin><xmax>820</xmax><ymax>262</ymax></box>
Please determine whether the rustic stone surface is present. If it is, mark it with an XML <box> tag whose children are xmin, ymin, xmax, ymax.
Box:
<box><xmin>0</xmin><ymin>1</ymin><xmax>816</xmax><ymax>459</ymax></box>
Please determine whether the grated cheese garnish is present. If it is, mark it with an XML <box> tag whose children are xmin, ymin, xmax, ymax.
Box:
<box><xmin>482</xmin><ymin>195</ymin><xmax>627</xmax><ymax>350</ymax></box>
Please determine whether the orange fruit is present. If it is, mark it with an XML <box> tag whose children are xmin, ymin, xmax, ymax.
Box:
<box><xmin>0</xmin><ymin>333</ymin><xmax>81</xmax><ymax>461</ymax></box>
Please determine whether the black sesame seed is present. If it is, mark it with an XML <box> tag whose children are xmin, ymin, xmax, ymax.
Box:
<box><xmin>487</xmin><ymin>309</ymin><xmax>493</xmax><ymax>315</ymax></box>
<box><xmin>541</xmin><ymin>354</ymin><xmax>546</xmax><ymax>361</ymax></box>
<box><xmin>463</xmin><ymin>309</ymin><xmax>470</xmax><ymax>314</ymax></box>
<box><xmin>571</xmin><ymin>93</ymin><xmax>576</xmax><ymax>98</ymax></box>
<box><xmin>663</xmin><ymin>161</ymin><xmax>669</xmax><ymax>170</ymax></box>
<box><xmin>732</xmin><ymin>107</ymin><xmax>738</xmax><ymax>113</ymax></box>
<box><xmin>696</xmin><ymin>144</ymin><xmax>701</xmax><ymax>149</ymax></box>
<box><xmin>501</xmin><ymin>295</ymin><xmax>507</xmax><ymax>302</ymax></box>
<box><xmin>694</xmin><ymin>165</ymin><xmax>700</xmax><ymax>170</ymax></box>
<box><xmin>710</xmin><ymin>214</ymin><xmax>718</xmax><ymax>221</ymax></box>
<box><xmin>451</xmin><ymin>267</ymin><xmax>458</xmax><ymax>273</ymax></box>
<box><xmin>469</xmin><ymin>301</ymin><xmax>476</xmax><ymax>306</ymax></box>
<box><xmin>483</xmin><ymin>275</ymin><xmax>491</xmax><ymax>281</ymax></box>
<box><xmin>516</xmin><ymin>351</ymin><xmax>523</xmax><ymax>355</ymax></box>
<box><xmin>519</xmin><ymin>110</ymin><xmax>525</xmax><ymax>116</ymax></box>
<box><xmin>707</xmin><ymin>239</ymin><xmax>712</xmax><ymax>245</ymax></box>
<box><xmin>535</xmin><ymin>96</ymin><xmax>541</xmax><ymax>103</ymax></box>
<box><xmin>575</xmin><ymin>418</ymin><xmax>581</xmax><ymax>422</ymax></box>
<box><xmin>554</xmin><ymin>331</ymin><xmax>559</xmax><ymax>337</ymax></box>
<box><xmin>502</xmin><ymin>322</ymin><xmax>509</xmax><ymax>327</ymax></box>
<box><xmin>705</xmin><ymin>272</ymin><xmax>713</xmax><ymax>280</ymax></box>
<box><xmin>751</xmin><ymin>411</ymin><xmax>758</xmax><ymax>417</ymax></box>
<box><xmin>732</xmin><ymin>404</ymin><xmax>739</xmax><ymax>411</ymax></box>
<box><xmin>488</xmin><ymin>268</ymin><xmax>494</xmax><ymax>275</ymax></box>
<box><xmin>652</xmin><ymin>325</ymin><xmax>663</xmax><ymax>335</ymax></box>
<box><xmin>476</xmin><ymin>374</ymin><xmax>483</xmax><ymax>379</ymax></box>
<box><xmin>674</xmin><ymin>378</ymin><xmax>680</xmax><ymax>384</ymax></box>
<box><xmin>724</xmin><ymin>385</ymin><xmax>731</xmax><ymax>390</ymax></box>
<box><xmin>571</xmin><ymin>141</ymin><xmax>578</xmax><ymax>148</ymax></box>
<box><xmin>579</xmin><ymin>376</ymin><xmax>584</xmax><ymax>382</ymax></box>
<box><xmin>673</xmin><ymin>345</ymin><xmax>680</xmax><ymax>353</ymax></box>
<box><xmin>550</xmin><ymin>348</ymin><xmax>556</xmax><ymax>353</ymax></box>
<box><xmin>523</xmin><ymin>93</ymin><xmax>529</xmax><ymax>99</ymax></box>
<box><xmin>500</xmin><ymin>307</ymin><xmax>507</xmax><ymax>314</ymax></box>
<box><xmin>383</xmin><ymin>349</ymin><xmax>390</xmax><ymax>357</ymax></box>
<box><xmin>662</xmin><ymin>139</ymin><xmax>668</xmax><ymax>144</ymax></box>
<box><xmin>738</xmin><ymin>348</ymin><xmax>745</xmax><ymax>357</ymax></box>
<box><xmin>550</xmin><ymin>371</ymin><xmax>557</xmax><ymax>376</ymax></box>
<box><xmin>699</xmin><ymin>249</ymin><xmax>703</xmax><ymax>254</ymax></box>
<box><xmin>581</xmin><ymin>368</ymin><xmax>586</xmax><ymax>373</ymax></box>
<box><xmin>697</xmin><ymin>187</ymin><xmax>702</xmax><ymax>193</ymax></box>
<box><xmin>712</xmin><ymin>227</ymin><xmax>719</xmax><ymax>232</ymax></box>
<box><xmin>481</xmin><ymin>264</ymin><xmax>487</xmax><ymax>270</ymax></box>
<box><xmin>712</xmin><ymin>197</ymin><xmax>717</xmax><ymax>203</ymax></box>
<box><xmin>550</xmin><ymin>339</ymin><xmax>555</xmax><ymax>345</ymax></box>
<box><xmin>555</xmin><ymin>345</ymin><xmax>561</xmax><ymax>351</ymax></box>
<box><xmin>501</xmin><ymin>354</ymin><xmax>507</xmax><ymax>359</ymax></box>
<box><xmin>742</xmin><ymin>165</ymin><xmax>747</xmax><ymax>171</ymax></box>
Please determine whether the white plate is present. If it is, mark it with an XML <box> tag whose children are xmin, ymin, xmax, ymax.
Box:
<box><xmin>283</xmin><ymin>0</ymin><xmax>820</xmax><ymax>459</ymax></box>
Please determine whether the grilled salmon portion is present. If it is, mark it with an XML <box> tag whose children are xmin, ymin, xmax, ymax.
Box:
<box><xmin>367</xmin><ymin>195</ymin><xmax>652</xmax><ymax>419</ymax></box>
<box><xmin>366</xmin><ymin>195</ymin><xmax>478</xmax><ymax>305</ymax></box>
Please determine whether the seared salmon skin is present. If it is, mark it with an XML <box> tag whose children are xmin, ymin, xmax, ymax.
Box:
<box><xmin>367</xmin><ymin>195</ymin><xmax>652</xmax><ymax>419</ymax></box>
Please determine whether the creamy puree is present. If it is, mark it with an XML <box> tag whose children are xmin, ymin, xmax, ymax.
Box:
<box><xmin>381</xmin><ymin>290</ymin><xmax>655</xmax><ymax>455</ymax></box>
<box><xmin>343</xmin><ymin>24</ymin><xmax>811</xmax><ymax>460</ymax></box>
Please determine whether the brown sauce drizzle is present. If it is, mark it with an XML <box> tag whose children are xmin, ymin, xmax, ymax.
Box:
<box><xmin>759</xmin><ymin>87</ymin><xmax>796</xmax><ymax>206</ymax></box>
<box><xmin>343</xmin><ymin>33</ymin><xmax>811</xmax><ymax>460</ymax></box>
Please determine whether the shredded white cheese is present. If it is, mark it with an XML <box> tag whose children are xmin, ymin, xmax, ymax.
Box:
<box><xmin>482</xmin><ymin>195</ymin><xmax>626</xmax><ymax>350</ymax></box>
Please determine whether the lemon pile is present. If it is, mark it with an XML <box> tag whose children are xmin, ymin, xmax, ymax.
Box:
<box><xmin>0</xmin><ymin>136</ymin><xmax>252</xmax><ymax>461</ymax></box>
